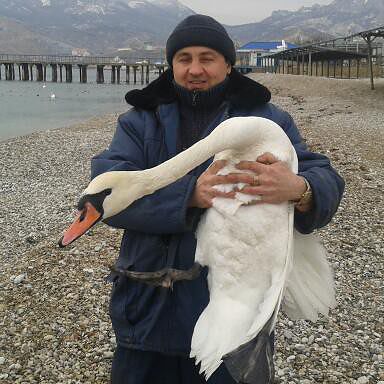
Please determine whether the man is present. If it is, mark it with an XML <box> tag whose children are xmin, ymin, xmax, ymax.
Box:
<box><xmin>91</xmin><ymin>14</ymin><xmax>344</xmax><ymax>384</ymax></box>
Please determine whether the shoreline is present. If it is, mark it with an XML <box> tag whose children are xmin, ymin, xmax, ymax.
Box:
<box><xmin>0</xmin><ymin>111</ymin><xmax>127</xmax><ymax>144</ymax></box>
<box><xmin>0</xmin><ymin>113</ymin><xmax>114</xmax><ymax>144</ymax></box>
<box><xmin>1</xmin><ymin>74</ymin><xmax>383</xmax><ymax>383</ymax></box>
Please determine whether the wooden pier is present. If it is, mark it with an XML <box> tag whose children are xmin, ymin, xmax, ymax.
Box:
<box><xmin>0</xmin><ymin>54</ymin><xmax>167</xmax><ymax>84</ymax></box>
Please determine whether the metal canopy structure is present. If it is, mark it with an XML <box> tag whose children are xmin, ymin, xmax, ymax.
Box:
<box><xmin>353</xmin><ymin>26</ymin><xmax>384</xmax><ymax>40</ymax></box>
<box><xmin>264</xmin><ymin>25</ymin><xmax>384</xmax><ymax>89</ymax></box>
<box><xmin>271</xmin><ymin>45</ymin><xmax>367</xmax><ymax>62</ymax></box>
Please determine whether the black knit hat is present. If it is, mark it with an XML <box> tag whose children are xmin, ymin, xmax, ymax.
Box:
<box><xmin>166</xmin><ymin>14</ymin><xmax>236</xmax><ymax>66</ymax></box>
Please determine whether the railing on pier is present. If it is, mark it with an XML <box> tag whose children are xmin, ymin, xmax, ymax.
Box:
<box><xmin>0</xmin><ymin>54</ymin><xmax>127</xmax><ymax>65</ymax></box>
<box><xmin>0</xmin><ymin>54</ymin><xmax>168</xmax><ymax>84</ymax></box>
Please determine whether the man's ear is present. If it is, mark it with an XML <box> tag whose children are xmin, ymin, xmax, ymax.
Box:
<box><xmin>227</xmin><ymin>63</ymin><xmax>232</xmax><ymax>75</ymax></box>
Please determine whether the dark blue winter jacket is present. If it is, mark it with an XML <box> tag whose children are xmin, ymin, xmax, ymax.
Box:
<box><xmin>91</xmin><ymin>69</ymin><xmax>344</xmax><ymax>355</ymax></box>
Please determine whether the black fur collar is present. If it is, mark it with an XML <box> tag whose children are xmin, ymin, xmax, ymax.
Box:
<box><xmin>125</xmin><ymin>69</ymin><xmax>271</xmax><ymax>110</ymax></box>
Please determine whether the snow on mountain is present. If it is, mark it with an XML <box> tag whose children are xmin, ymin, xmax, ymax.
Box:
<box><xmin>147</xmin><ymin>0</ymin><xmax>183</xmax><ymax>6</ymax></box>
<box><xmin>128</xmin><ymin>1</ymin><xmax>146</xmax><ymax>9</ymax></box>
<box><xmin>0</xmin><ymin>0</ymin><xmax>194</xmax><ymax>53</ymax></box>
<box><xmin>227</xmin><ymin>0</ymin><xmax>384</xmax><ymax>44</ymax></box>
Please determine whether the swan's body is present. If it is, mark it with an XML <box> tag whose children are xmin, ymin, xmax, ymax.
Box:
<box><xmin>60</xmin><ymin>116</ymin><xmax>336</xmax><ymax>381</ymax></box>
<box><xmin>188</xmin><ymin>123</ymin><xmax>296</xmax><ymax>379</ymax></box>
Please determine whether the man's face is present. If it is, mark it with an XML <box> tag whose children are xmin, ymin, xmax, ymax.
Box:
<box><xmin>172</xmin><ymin>46</ymin><xmax>231</xmax><ymax>91</ymax></box>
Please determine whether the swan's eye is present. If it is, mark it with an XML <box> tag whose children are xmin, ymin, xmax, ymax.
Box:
<box><xmin>79</xmin><ymin>208</ymin><xmax>87</xmax><ymax>222</ymax></box>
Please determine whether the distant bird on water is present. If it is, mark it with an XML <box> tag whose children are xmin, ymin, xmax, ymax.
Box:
<box><xmin>58</xmin><ymin>116</ymin><xmax>336</xmax><ymax>383</ymax></box>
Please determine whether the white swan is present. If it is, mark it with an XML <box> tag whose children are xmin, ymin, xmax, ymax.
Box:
<box><xmin>59</xmin><ymin>116</ymin><xmax>336</xmax><ymax>381</ymax></box>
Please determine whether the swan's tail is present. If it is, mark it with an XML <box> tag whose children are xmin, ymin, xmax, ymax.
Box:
<box><xmin>190</xmin><ymin>298</ymin><xmax>255</xmax><ymax>380</ymax></box>
<box><xmin>282</xmin><ymin>232</ymin><xmax>337</xmax><ymax>322</ymax></box>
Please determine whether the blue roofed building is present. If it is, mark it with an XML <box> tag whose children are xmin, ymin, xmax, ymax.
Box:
<box><xmin>236</xmin><ymin>40</ymin><xmax>298</xmax><ymax>69</ymax></box>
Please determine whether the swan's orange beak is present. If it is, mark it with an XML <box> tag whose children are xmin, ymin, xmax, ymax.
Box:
<box><xmin>58</xmin><ymin>201</ymin><xmax>102</xmax><ymax>247</ymax></box>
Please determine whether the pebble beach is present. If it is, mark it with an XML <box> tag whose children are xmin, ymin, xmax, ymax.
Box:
<box><xmin>0</xmin><ymin>74</ymin><xmax>383</xmax><ymax>383</ymax></box>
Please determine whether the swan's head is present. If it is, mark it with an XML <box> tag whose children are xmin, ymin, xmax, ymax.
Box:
<box><xmin>59</xmin><ymin>171</ymin><xmax>145</xmax><ymax>247</ymax></box>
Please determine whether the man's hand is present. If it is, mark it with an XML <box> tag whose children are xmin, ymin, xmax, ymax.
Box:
<box><xmin>189</xmin><ymin>154</ymin><xmax>312</xmax><ymax>212</ymax></box>
<box><xmin>189</xmin><ymin>160</ymin><xmax>256</xmax><ymax>208</ymax></box>
<box><xmin>235</xmin><ymin>152</ymin><xmax>308</xmax><ymax>205</ymax></box>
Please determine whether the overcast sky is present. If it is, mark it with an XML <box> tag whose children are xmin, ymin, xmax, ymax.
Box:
<box><xmin>179</xmin><ymin>0</ymin><xmax>333</xmax><ymax>25</ymax></box>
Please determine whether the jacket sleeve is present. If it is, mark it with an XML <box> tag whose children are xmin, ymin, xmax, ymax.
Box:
<box><xmin>279</xmin><ymin>110</ymin><xmax>345</xmax><ymax>234</ymax></box>
<box><xmin>90</xmin><ymin>111</ymin><xmax>198</xmax><ymax>234</ymax></box>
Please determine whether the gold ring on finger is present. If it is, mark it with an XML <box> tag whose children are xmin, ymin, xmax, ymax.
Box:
<box><xmin>252</xmin><ymin>175</ymin><xmax>260</xmax><ymax>186</ymax></box>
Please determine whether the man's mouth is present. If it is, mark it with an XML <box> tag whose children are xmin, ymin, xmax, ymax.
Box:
<box><xmin>188</xmin><ymin>80</ymin><xmax>207</xmax><ymax>89</ymax></box>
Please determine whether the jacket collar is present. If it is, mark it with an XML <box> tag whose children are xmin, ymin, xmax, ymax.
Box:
<box><xmin>125</xmin><ymin>68</ymin><xmax>271</xmax><ymax>111</ymax></box>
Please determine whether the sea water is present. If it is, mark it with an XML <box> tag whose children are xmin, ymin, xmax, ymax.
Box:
<box><xmin>0</xmin><ymin>68</ymin><xmax>156</xmax><ymax>141</ymax></box>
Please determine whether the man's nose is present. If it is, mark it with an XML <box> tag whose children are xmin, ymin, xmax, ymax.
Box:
<box><xmin>188</xmin><ymin>60</ymin><xmax>204</xmax><ymax>76</ymax></box>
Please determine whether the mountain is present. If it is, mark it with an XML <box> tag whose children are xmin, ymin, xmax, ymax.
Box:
<box><xmin>0</xmin><ymin>0</ymin><xmax>194</xmax><ymax>54</ymax></box>
<box><xmin>0</xmin><ymin>15</ymin><xmax>74</xmax><ymax>54</ymax></box>
<box><xmin>0</xmin><ymin>0</ymin><xmax>383</xmax><ymax>54</ymax></box>
<box><xmin>227</xmin><ymin>0</ymin><xmax>384</xmax><ymax>45</ymax></box>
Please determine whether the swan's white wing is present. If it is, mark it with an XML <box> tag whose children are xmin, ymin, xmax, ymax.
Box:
<box><xmin>248</xmin><ymin>144</ymin><xmax>297</xmax><ymax>336</ymax></box>
<box><xmin>282</xmin><ymin>231</ymin><xmax>336</xmax><ymax>321</ymax></box>
<box><xmin>246</xmin><ymin>203</ymin><xmax>294</xmax><ymax>338</ymax></box>
<box><xmin>212</xmin><ymin>165</ymin><xmax>337</xmax><ymax>324</ymax></box>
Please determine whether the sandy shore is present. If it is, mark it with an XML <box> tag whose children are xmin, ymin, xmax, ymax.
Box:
<box><xmin>0</xmin><ymin>75</ymin><xmax>383</xmax><ymax>383</ymax></box>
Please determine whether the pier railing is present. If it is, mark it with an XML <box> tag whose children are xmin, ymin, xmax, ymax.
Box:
<box><xmin>0</xmin><ymin>54</ymin><xmax>127</xmax><ymax>65</ymax></box>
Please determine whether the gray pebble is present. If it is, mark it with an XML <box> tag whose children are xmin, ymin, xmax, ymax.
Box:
<box><xmin>103</xmin><ymin>351</ymin><xmax>114</xmax><ymax>359</ymax></box>
<box><xmin>356</xmin><ymin>377</ymin><xmax>369</xmax><ymax>384</ymax></box>
<box><xmin>13</xmin><ymin>274</ymin><xmax>26</xmax><ymax>284</ymax></box>
<box><xmin>286</xmin><ymin>355</ymin><xmax>296</xmax><ymax>362</ymax></box>
<box><xmin>284</xmin><ymin>330</ymin><xmax>294</xmax><ymax>339</ymax></box>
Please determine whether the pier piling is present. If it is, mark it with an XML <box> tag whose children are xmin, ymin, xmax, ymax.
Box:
<box><xmin>78</xmin><ymin>64</ymin><xmax>87</xmax><ymax>83</ymax></box>
<box><xmin>5</xmin><ymin>64</ymin><xmax>15</xmax><ymax>80</ymax></box>
<box><xmin>65</xmin><ymin>64</ymin><xmax>72</xmax><ymax>83</ymax></box>
<box><xmin>36</xmin><ymin>64</ymin><xmax>43</xmax><ymax>81</ymax></box>
<box><xmin>111</xmin><ymin>65</ymin><xmax>116</xmax><ymax>84</ymax></box>
<box><xmin>126</xmin><ymin>65</ymin><xmax>130</xmax><ymax>83</ymax></box>
<box><xmin>51</xmin><ymin>64</ymin><xmax>58</xmax><ymax>82</ymax></box>
<box><xmin>116</xmin><ymin>66</ymin><xmax>121</xmax><ymax>84</ymax></box>
<box><xmin>96</xmin><ymin>65</ymin><xmax>104</xmax><ymax>84</ymax></box>
<box><xmin>21</xmin><ymin>63</ymin><xmax>29</xmax><ymax>81</ymax></box>
<box><xmin>133</xmin><ymin>65</ymin><xmax>138</xmax><ymax>84</ymax></box>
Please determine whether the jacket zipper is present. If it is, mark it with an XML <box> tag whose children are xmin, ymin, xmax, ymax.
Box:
<box><xmin>192</xmin><ymin>91</ymin><xmax>198</xmax><ymax>107</ymax></box>
<box><xmin>155</xmin><ymin>107</ymin><xmax>169</xmax><ymax>160</ymax></box>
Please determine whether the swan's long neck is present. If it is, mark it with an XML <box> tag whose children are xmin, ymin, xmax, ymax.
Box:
<box><xmin>141</xmin><ymin>117</ymin><xmax>284</xmax><ymax>195</ymax></box>
<box><xmin>143</xmin><ymin>133</ymin><xmax>223</xmax><ymax>192</ymax></box>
